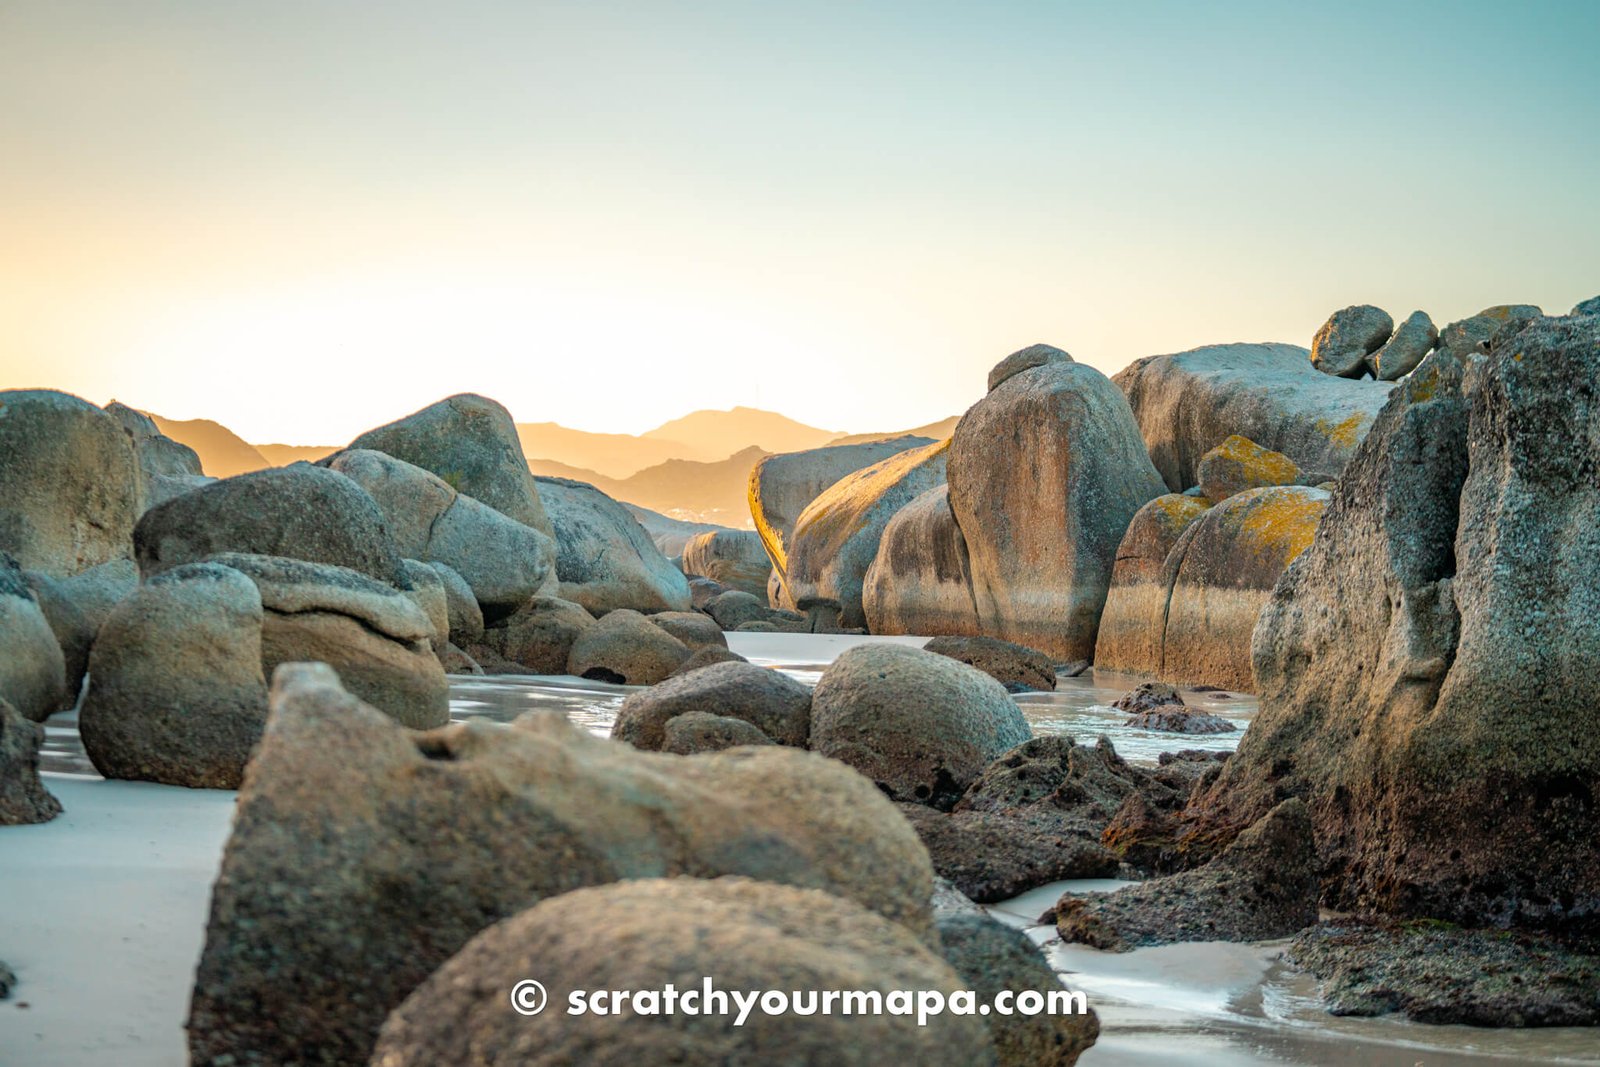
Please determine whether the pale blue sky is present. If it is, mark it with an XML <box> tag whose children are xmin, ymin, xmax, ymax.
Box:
<box><xmin>2</xmin><ymin>1</ymin><xmax>1596</xmax><ymax>442</ymax></box>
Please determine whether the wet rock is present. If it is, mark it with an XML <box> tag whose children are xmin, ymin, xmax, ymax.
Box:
<box><xmin>212</xmin><ymin>553</ymin><xmax>448</xmax><ymax>729</ymax></box>
<box><xmin>1123</xmin><ymin>705</ymin><xmax>1234</xmax><ymax>734</ymax></box>
<box><xmin>1115</xmin><ymin>342</ymin><xmax>1394</xmax><ymax>492</ymax></box>
<box><xmin>613</xmin><ymin>659</ymin><xmax>811</xmax><ymax>750</ymax></box>
<box><xmin>949</xmin><ymin>351</ymin><xmax>1165</xmax><ymax>659</ymax></box>
<box><xmin>188</xmin><ymin>664</ymin><xmax>938</xmax><ymax>1065</ymax></box>
<box><xmin>1094</xmin><ymin>494</ymin><xmax>1210</xmax><ymax>676</ymax></box>
<box><xmin>0</xmin><ymin>557</ymin><xmax>67</xmax><ymax>722</ymax></box>
<box><xmin>426</xmin><ymin>561</ymin><xmax>483</xmax><ymax>645</ymax></box>
<box><xmin>1289</xmin><ymin>921</ymin><xmax>1600</xmax><ymax>1027</ymax></box>
<box><xmin>647</xmin><ymin>609</ymin><xmax>727</xmax><ymax>651</ymax></box>
<box><xmin>704</xmin><ymin>588</ymin><xmax>772</xmax><ymax>630</ymax></box>
<box><xmin>0</xmin><ymin>698</ymin><xmax>62</xmax><ymax>824</ymax></box>
<box><xmin>901</xmin><ymin>804</ymin><xmax>1119</xmax><ymax>903</ymax></box>
<box><xmin>987</xmin><ymin>342</ymin><xmax>1074</xmax><ymax>393</ymax></box>
<box><xmin>347</xmin><ymin>392</ymin><xmax>552</xmax><ymax>534</ymax></box>
<box><xmin>483</xmin><ymin>595</ymin><xmax>594</xmax><ymax>674</ymax></box>
<box><xmin>1111</xmin><ymin>682</ymin><xmax>1185</xmax><ymax>715</ymax></box>
<box><xmin>661</xmin><ymin>710</ymin><xmax>776</xmax><ymax>754</ymax></box>
<box><xmin>135</xmin><ymin>463</ymin><xmax>407</xmax><ymax>586</ymax></box>
<box><xmin>933</xmin><ymin>891</ymin><xmax>1099</xmax><ymax>1066</ymax></box>
<box><xmin>863</xmin><ymin>484</ymin><xmax>982</xmax><ymax>637</ymax></box>
<box><xmin>1196</xmin><ymin>435</ymin><xmax>1299</xmax><ymax>502</ymax></box>
<box><xmin>0</xmin><ymin>390</ymin><xmax>141</xmax><ymax>577</ymax></box>
<box><xmin>679</xmin><ymin>529</ymin><xmax>772</xmax><ymax>598</ymax></box>
<box><xmin>1310</xmin><ymin>305</ymin><xmax>1393</xmax><ymax>378</ymax></box>
<box><xmin>566</xmin><ymin>607</ymin><xmax>690</xmax><ymax>685</ymax></box>
<box><xmin>535</xmin><ymin>476</ymin><xmax>691</xmax><ymax>615</ymax></box>
<box><xmin>811</xmin><ymin>644</ymin><xmax>1031</xmax><ymax>809</ymax></box>
<box><xmin>1372</xmin><ymin>310</ymin><xmax>1438</xmax><ymax>380</ymax></box>
<box><xmin>80</xmin><ymin>563</ymin><xmax>268</xmax><ymax>788</ymax></box>
<box><xmin>1054</xmin><ymin>798</ymin><xmax>1317</xmax><ymax>950</ymax></box>
<box><xmin>667</xmin><ymin>644</ymin><xmax>750</xmax><ymax>677</ymax></box>
<box><xmin>370</xmin><ymin>877</ymin><xmax>997</xmax><ymax>1067</ymax></box>
<box><xmin>924</xmin><ymin>635</ymin><xmax>1056</xmax><ymax>693</ymax></box>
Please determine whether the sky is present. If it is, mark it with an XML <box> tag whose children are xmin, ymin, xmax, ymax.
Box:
<box><xmin>2</xmin><ymin>0</ymin><xmax>1597</xmax><ymax>444</ymax></box>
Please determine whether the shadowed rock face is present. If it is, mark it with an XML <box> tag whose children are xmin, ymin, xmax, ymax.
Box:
<box><xmin>188</xmin><ymin>664</ymin><xmax>937</xmax><ymax>1066</ymax></box>
<box><xmin>0</xmin><ymin>698</ymin><xmax>61</xmax><ymax>824</ymax></box>
<box><xmin>1182</xmin><ymin>313</ymin><xmax>1600</xmax><ymax>937</ymax></box>
<box><xmin>370</xmin><ymin>878</ymin><xmax>999</xmax><ymax>1067</ymax></box>
<box><xmin>534</xmin><ymin>476</ymin><xmax>692</xmax><ymax>615</ymax></box>
<box><xmin>949</xmin><ymin>359</ymin><xmax>1165</xmax><ymax>660</ymax></box>
<box><xmin>1093</xmin><ymin>494</ymin><xmax>1210</xmax><ymax>677</ymax></box>
<box><xmin>862</xmin><ymin>483</ymin><xmax>981</xmax><ymax>637</ymax></box>
<box><xmin>0</xmin><ymin>556</ymin><xmax>67</xmax><ymax>722</ymax></box>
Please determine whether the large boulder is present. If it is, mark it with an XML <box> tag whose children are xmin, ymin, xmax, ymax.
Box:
<box><xmin>188</xmin><ymin>663</ymin><xmax>938</xmax><ymax>1065</ymax></box>
<box><xmin>134</xmin><ymin>463</ymin><xmax>408</xmax><ymax>586</ymax></box>
<box><xmin>863</xmin><ymin>484</ymin><xmax>982</xmax><ymax>637</ymax></box>
<box><xmin>347</xmin><ymin>393</ymin><xmax>552</xmax><ymax>535</ymax></box>
<box><xmin>565</xmin><ymin>607</ymin><xmax>690</xmax><ymax>685</ymax></box>
<box><xmin>370</xmin><ymin>878</ymin><xmax>997</xmax><ymax>1067</ymax></box>
<box><xmin>0</xmin><ymin>557</ymin><xmax>67</xmax><ymax>722</ymax></box>
<box><xmin>483</xmin><ymin>595</ymin><xmax>595</xmax><ymax>673</ymax></box>
<box><xmin>1310</xmin><ymin>305</ymin><xmax>1393</xmax><ymax>378</ymax></box>
<box><xmin>211</xmin><ymin>553</ymin><xmax>448</xmax><ymax>729</ymax></box>
<box><xmin>612</xmin><ymin>660</ymin><xmax>812</xmax><ymax>750</ymax></box>
<box><xmin>104</xmin><ymin>401</ymin><xmax>211</xmax><ymax>510</ymax></box>
<box><xmin>1093</xmin><ymin>494</ymin><xmax>1210</xmax><ymax>677</ymax></box>
<box><xmin>785</xmin><ymin>440</ymin><xmax>951</xmax><ymax>629</ymax></box>
<box><xmin>24</xmin><ymin>559</ymin><xmax>139</xmax><ymax>704</ymax></box>
<box><xmin>811</xmin><ymin>644</ymin><xmax>1031</xmax><ymax>809</ymax></box>
<box><xmin>1372</xmin><ymin>310</ymin><xmax>1439</xmax><ymax>381</ymax></box>
<box><xmin>0</xmin><ymin>389</ymin><xmax>140</xmax><ymax>576</ymax></box>
<box><xmin>325</xmin><ymin>449</ymin><xmax>557</xmax><ymax>618</ymax></box>
<box><xmin>79</xmin><ymin>563</ymin><xmax>268</xmax><ymax>788</ymax></box>
<box><xmin>1114</xmin><ymin>342</ymin><xmax>1395</xmax><ymax>492</ymax></box>
<box><xmin>679</xmin><ymin>528</ymin><xmax>772</xmax><ymax>598</ymax></box>
<box><xmin>534</xmin><ymin>476</ymin><xmax>692</xmax><ymax>615</ymax></box>
<box><xmin>949</xmin><ymin>354</ymin><xmax>1165</xmax><ymax>659</ymax></box>
<box><xmin>1181</xmin><ymin>316</ymin><xmax>1600</xmax><ymax>936</ymax></box>
<box><xmin>0</xmin><ymin>699</ymin><xmax>62</xmax><ymax>824</ymax></box>
<box><xmin>749</xmin><ymin>435</ymin><xmax>935</xmax><ymax>599</ymax></box>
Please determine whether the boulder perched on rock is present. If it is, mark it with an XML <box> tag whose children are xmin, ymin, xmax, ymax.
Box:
<box><xmin>0</xmin><ymin>390</ymin><xmax>141</xmax><ymax>576</ymax></box>
<box><xmin>0</xmin><ymin>698</ymin><xmax>62</xmax><ymax>824</ymax></box>
<box><xmin>1196</xmin><ymin>435</ymin><xmax>1299</xmax><ymax>502</ymax></box>
<box><xmin>370</xmin><ymin>877</ymin><xmax>996</xmax><ymax>1067</ymax></box>
<box><xmin>135</xmin><ymin>463</ymin><xmax>408</xmax><ymax>586</ymax></box>
<box><xmin>80</xmin><ymin>563</ymin><xmax>268</xmax><ymax>788</ymax></box>
<box><xmin>534</xmin><ymin>476</ymin><xmax>691</xmax><ymax>614</ymax></box>
<box><xmin>668</xmin><ymin>644</ymin><xmax>750</xmax><ymax>677</ymax></box>
<box><xmin>566</xmin><ymin>607</ymin><xmax>690</xmax><ymax>684</ymax></box>
<box><xmin>862</xmin><ymin>484</ymin><xmax>981</xmax><ymax>637</ymax></box>
<box><xmin>750</xmin><ymin>435</ymin><xmax>935</xmax><ymax>600</ymax></box>
<box><xmin>1115</xmin><ymin>342</ymin><xmax>1395</xmax><ymax>492</ymax></box>
<box><xmin>188</xmin><ymin>664</ymin><xmax>938</xmax><ymax>1065</ymax></box>
<box><xmin>661</xmin><ymin>711</ymin><xmax>776</xmax><ymax>754</ymax></box>
<box><xmin>987</xmin><ymin>342</ymin><xmax>1074</xmax><ymax>393</ymax></box>
<box><xmin>1437</xmin><ymin>314</ymin><xmax>1497</xmax><ymax>358</ymax></box>
<box><xmin>0</xmin><ymin>557</ymin><xmax>67</xmax><ymax>722</ymax></box>
<box><xmin>1182</xmin><ymin>319</ymin><xmax>1600</xmax><ymax>936</ymax></box>
<box><xmin>1054</xmin><ymin>798</ymin><xmax>1317</xmax><ymax>950</ymax></box>
<box><xmin>347</xmin><ymin>393</ymin><xmax>552</xmax><ymax>535</ymax></box>
<box><xmin>1372</xmin><ymin>310</ymin><xmax>1438</xmax><ymax>380</ymax></box>
<box><xmin>426</xmin><ymin>561</ymin><xmax>483</xmax><ymax>645</ymax></box>
<box><xmin>1310</xmin><ymin>305</ymin><xmax>1393</xmax><ymax>378</ymax></box>
<box><xmin>647</xmin><ymin>610</ymin><xmax>726</xmax><ymax>651</ymax></box>
<box><xmin>211</xmin><ymin>553</ymin><xmax>448</xmax><ymax>729</ymax></box>
<box><xmin>104</xmin><ymin>401</ymin><xmax>211</xmax><ymax>510</ymax></box>
<box><xmin>24</xmin><ymin>559</ymin><xmax>138</xmax><ymax>703</ymax></box>
<box><xmin>613</xmin><ymin>660</ymin><xmax>811</xmax><ymax>750</ymax></box>
<box><xmin>703</xmin><ymin>588</ymin><xmax>771</xmax><ymax>630</ymax></box>
<box><xmin>923</xmin><ymin>635</ymin><xmax>1055</xmax><ymax>693</ymax></box>
<box><xmin>949</xmin><ymin>354</ymin><xmax>1165</xmax><ymax>659</ymax></box>
<box><xmin>482</xmin><ymin>595</ymin><xmax>594</xmax><ymax>674</ymax></box>
<box><xmin>1091</xmin><ymin>494</ymin><xmax>1210</xmax><ymax>677</ymax></box>
<box><xmin>1573</xmin><ymin>295</ymin><xmax>1600</xmax><ymax>316</ymax></box>
<box><xmin>811</xmin><ymin>644</ymin><xmax>1030</xmax><ymax>809</ymax></box>
<box><xmin>679</xmin><ymin>529</ymin><xmax>772</xmax><ymax>599</ymax></box>
<box><xmin>325</xmin><ymin>449</ymin><xmax>557</xmax><ymax>618</ymax></box>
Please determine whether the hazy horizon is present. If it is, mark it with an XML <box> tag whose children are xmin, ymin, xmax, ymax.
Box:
<box><xmin>4</xmin><ymin>0</ymin><xmax>1598</xmax><ymax>443</ymax></box>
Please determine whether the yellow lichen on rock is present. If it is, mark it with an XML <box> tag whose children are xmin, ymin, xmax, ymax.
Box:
<box><xmin>1197</xmin><ymin>435</ymin><xmax>1300</xmax><ymax>502</ymax></box>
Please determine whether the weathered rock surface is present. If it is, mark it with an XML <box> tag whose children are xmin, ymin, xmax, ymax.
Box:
<box><xmin>703</xmin><ymin>588</ymin><xmax>771</xmax><ymax>630</ymax></box>
<box><xmin>901</xmin><ymin>803</ymin><xmax>1119</xmax><ymax>903</ymax></box>
<box><xmin>370</xmin><ymin>877</ymin><xmax>997</xmax><ymax>1067</ymax></box>
<box><xmin>1115</xmin><ymin>342</ymin><xmax>1395</xmax><ymax>491</ymax></box>
<box><xmin>105</xmin><ymin>401</ymin><xmax>211</xmax><ymax>510</ymax></box>
<box><xmin>1572</xmin><ymin>295</ymin><xmax>1600</xmax><ymax>316</ymax></box>
<box><xmin>80</xmin><ymin>563</ymin><xmax>268</xmax><ymax>788</ymax></box>
<box><xmin>565</xmin><ymin>607</ymin><xmax>690</xmax><ymax>685</ymax></box>
<box><xmin>188</xmin><ymin>664</ymin><xmax>938</xmax><ymax>1065</ymax></box>
<box><xmin>661</xmin><ymin>711</ymin><xmax>776</xmax><ymax>754</ymax></box>
<box><xmin>647</xmin><ymin>610</ymin><xmax>727</xmax><ymax>651</ymax></box>
<box><xmin>0</xmin><ymin>557</ymin><xmax>67</xmax><ymax>722</ymax></box>
<box><xmin>1182</xmin><ymin>319</ymin><xmax>1600</xmax><ymax>936</ymax></box>
<box><xmin>786</xmin><ymin>439</ymin><xmax>951</xmax><ymax>629</ymax></box>
<box><xmin>426</xmin><ymin>561</ymin><xmax>484</xmax><ymax>645</ymax></box>
<box><xmin>0</xmin><ymin>698</ymin><xmax>62</xmax><ymax>824</ymax></box>
<box><xmin>862</xmin><ymin>484</ymin><xmax>981</xmax><ymax>637</ymax></box>
<box><xmin>1310</xmin><ymin>305</ymin><xmax>1393</xmax><ymax>378</ymax></box>
<box><xmin>924</xmin><ymin>635</ymin><xmax>1055</xmax><ymax>693</ymax></box>
<box><xmin>987</xmin><ymin>342</ymin><xmax>1074</xmax><ymax>393</ymax></box>
<box><xmin>347</xmin><ymin>393</ymin><xmax>552</xmax><ymax>534</ymax></box>
<box><xmin>613</xmin><ymin>659</ymin><xmax>811</xmax><ymax>750</ymax></box>
<box><xmin>679</xmin><ymin>528</ymin><xmax>772</xmax><ymax>599</ymax></box>
<box><xmin>24</xmin><ymin>559</ymin><xmax>138</xmax><ymax>704</ymax></box>
<box><xmin>135</xmin><ymin>463</ymin><xmax>407</xmax><ymax>586</ymax></box>
<box><xmin>1093</xmin><ymin>494</ymin><xmax>1211</xmax><ymax>676</ymax></box>
<box><xmin>1055</xmin><ymin>798</ymin><xmax>1317</xmax><ymax>950</ymax></box>
<box><xmin>535</xmin><ymin>476</ymin><xmax>691</xmax><ymax>615</ymax></box>
<box><xmin>811</xmin><ymin>644</ymin><xmax>1030</xmax><ymax>809</ymax></box>
<box><xmin>1372</xmin><ymin>310</ymin><xmax>1438</xmax><ymax>380</ymax></box>
<box><xmin>949</xmin><ymin>355</ymin><xmax>1165</xmax><ymax>659</ymax></box>
<box><xmin>0</xmin><ymin>390</ymin><xmax>141</xmax><ymax>576</ymax></box>
<box><xmin>399</xmin><ymin>558</ymin><xmax>449</xmax><ymax>651</ymax></box>
<box><xmin>482</xmin><ymin>595</ymin><xmax>594</xmax><ymax>674</ymax></box>
<box><xmin>750</xmin><ymin>435</ymin><xmax>935</xmax><ymax>601</ymax></box>
<box><xmin>667</xmin><ymin>644</ymin><xmax>750</xmax><ymax>677</ymax></box>
<box><xmin>1196</xmin><ymin>434</ymin><xmax>1299</xmax><ymax>502</ymax></box>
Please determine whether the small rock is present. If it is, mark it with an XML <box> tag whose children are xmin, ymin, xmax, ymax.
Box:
<box><xmin>667</xmin><ymin>645</ymin><xmax>750</xmax><ymax>677</ymax></box>
<box><xmin>566</xmin><ymin>608</ymin><xmax>690</xmax><ymax>685</ymax></box>
<box><xmin>661</xmin><ymin>711</ymin><xmax>776</xmax><ymax>754</ymax></box>
<box><xmin>1196</xmin><ymin>435</ymin><xmax>1300</xmax><ymax>502</ymax></box>
<box><xmin>486</xmin><ymin>595</ymin><xmax>594</xmax><ymax>674</ymax></box>
<box><xmin>612</xmin><ymin>659</ymin><xmax>811</xmax><ymax>750</ymax></box>
<box><xmin>923</xmin><ymin>635</ymin><xmax>1057</xmax><ymax>693</ymax></box>
<box><xmin>1111</xmin><ymin>682</ymin><xmax>1185</xmax><ymax>715</ymax></box>
<box><xmin>704</xmin><ymin>589</ymin><xmax>772</xmax><ymax>630</ymax></box>
<box><xmin>988</xmin><ymin>343</ymin><xmax>1074</xmax><ymax>393</ymax></box>
<box><xmin>648</xmin><ymin>609</ymin><xmax>727</xmax><ymax>651</ymax></box>
<box><xmin>1310</xmin><ymin>305</ymin><xmax>1393</xmax><ymax>378</ymax></box>
<box><xmin>0</xmin><ymin>699</ymin><xmax>62</xmax><ymax>824</ymax></box>
<box><xmin>1124</xmin><ymin>706</ymin><xmax>1235</xmax><ymax>734</ymax></box>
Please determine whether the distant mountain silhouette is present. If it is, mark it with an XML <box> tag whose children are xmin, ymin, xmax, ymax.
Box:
<box><xmin>641</xmin><ymin>407</ymin><xmax>841</xmax><ymax>458</ymax></box>
<box><xmin>148</xmin><ymin>416</ymin><xmax>273</xmax><ymax>478</ymax></box>
<box><xmin>514</xmin><ymin>422</ymin><xmax>696</xmax><ymax>480</ymax></box>
<box><xmin>529</xmin><ymin>446</ymin><xmax>769</xmax><ymax>527</ymax></box>
<box><xmin>827</xmin><ymin>416</ymin><xmax>960</xmax><ymax>447</ymax></box>
<box><xmin>255</xmin><ymin>443</ymin><xmax>337</xmax><ymax>466</ymax></box>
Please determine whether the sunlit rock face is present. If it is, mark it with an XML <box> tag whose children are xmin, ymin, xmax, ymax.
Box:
<box><xmin>862</xmin><ymin>484</ymin><xmax>982</xmax><ymax>638</ymax></box>
<box><xmin>1183</xmin><ymin>312</ymin><xmax>1600</xmax><ymax>937</ymax></box>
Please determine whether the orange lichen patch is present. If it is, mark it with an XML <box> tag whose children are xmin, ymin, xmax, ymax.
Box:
<box><xmin>1314</xmin><ymin>412</ymin><xmax>1369</xmax><ymax>449</ymax></box>
<box><xmin>1236</xmin><ymin>488</ymin><xmax>1327</xmax><ymax>560</ymax></box>
<box><xmin>1151</xmin><ymin>493</ymin><xmax>1212</xmax><ymax>526</ymax></box>
<box><xmin>1208</xmin><ymin>435</ymin><xmax>1298</xmax><ymax>484</ymax></box>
